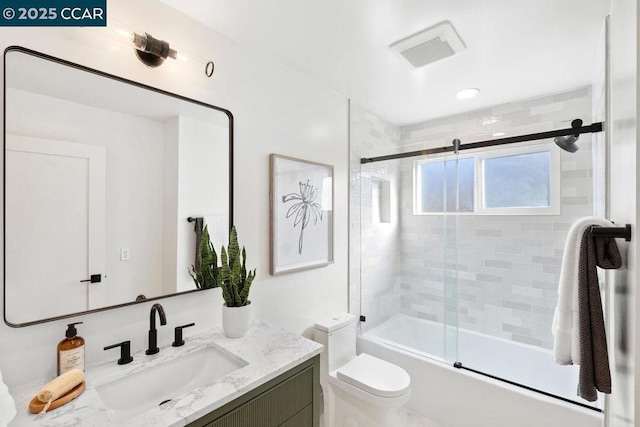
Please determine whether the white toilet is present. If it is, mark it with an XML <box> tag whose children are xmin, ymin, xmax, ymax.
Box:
<box><xmin>314</xmin><ymin>313</ymin><xmax>411</xmax><ymax>427</ymax></box>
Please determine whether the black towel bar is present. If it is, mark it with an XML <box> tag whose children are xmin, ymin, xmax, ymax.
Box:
<box><xmin>590</xmin><ymin>224</ymin><xmax>632</xmax><ymax>242</ymax></box>
<box><xmin>187</xmin><ymin>217</ymin><xmax>201</xmax><ymax>223</ymax></box>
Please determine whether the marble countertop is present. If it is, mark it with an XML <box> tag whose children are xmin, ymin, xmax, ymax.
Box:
<box><xmin>9</xmin><ymin>320</ymin><xmax>323</xmax><ymax>426</ymax></box>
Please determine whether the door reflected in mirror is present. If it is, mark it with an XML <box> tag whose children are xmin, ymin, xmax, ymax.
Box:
<box><xmin>3</xmin><ymin>47</ymin><xmax>233</xmax><ymax>327</ymax></box>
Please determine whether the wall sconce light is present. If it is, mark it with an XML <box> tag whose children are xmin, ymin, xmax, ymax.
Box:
<box><xmin>131</xmin><ymin>32</ymin><xmax>177</xmax><ymax>68</ymax></box>
<box><xmin>112</xmin><ymin>26</ymin><xmax>214</xmax><ymax>77</ymax></box>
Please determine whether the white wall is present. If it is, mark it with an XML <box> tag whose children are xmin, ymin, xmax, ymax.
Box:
<box><xmin>0</xmin><ymin>0</ymin><xmax>348</xmax><ymax>387</ymax></box>
<box><xmin>162</xmin><ymin>117</ymin><xmax>180</xmax><ymax>295</ymax></box>
<box><xmin>608</xmin><ymin>0</ymin><xmax>638</xmax><ymax>425</ymax></box>
<box><xmin>176</xmin><ymin>116</ymin><xmax>229</xmax><ymax>292</ymax></box>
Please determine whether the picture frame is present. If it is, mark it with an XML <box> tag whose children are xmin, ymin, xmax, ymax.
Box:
<box><xmin>269</xmin><ymin>154</ymin><xmax>334</xmax><ymax>275</ymax></box>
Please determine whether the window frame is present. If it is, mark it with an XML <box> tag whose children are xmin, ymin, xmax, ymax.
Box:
<box><xmin>413</xmin><ymin>153</ymin><xmax>476</xmax><ymax>215</ymax></box>
<box><xmin>413</xmin><ymin>143</ymin><xmax>561</xmax><ymax>216</ymax></box>
<box><xmin>476</xmin><ymin>143</ymin><xmax>560</xmax><ymax>215</ymax></box>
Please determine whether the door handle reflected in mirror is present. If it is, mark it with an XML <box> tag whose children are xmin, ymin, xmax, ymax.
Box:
<box><xmin>80</xmin><ymin>274</ymin><xmax>102</xmax><ymax>283</ymax></box>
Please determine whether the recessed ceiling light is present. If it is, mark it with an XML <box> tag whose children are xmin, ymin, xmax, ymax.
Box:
<box><xmin>493</xmin><ymin>132</ymin><xmax>506</xmax><ymax>137</ymax></box>
<box><xmin>456</xmin><ymin>88</ymin><xmax>480</xmax><ymax>100</ymax></box>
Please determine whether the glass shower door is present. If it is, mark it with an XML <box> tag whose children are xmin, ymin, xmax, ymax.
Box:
<box><xmin>450</xmin><ymin>144</ymin><xmax>601</xmax><ymax>410</ymax></box>
<box><xmin>358</xmin><ymin>153</ymin><xmax>459</xmax><ymax>363</ymax></box>
<box><xmin>442</xmin><ymin>152</ymin><xmax>463</xmax><ymax>363</ymax></box>
<box><xmin>357</xmin><ymin>160</ymin><xmax>402</xmax><ymax>336</ymax></box>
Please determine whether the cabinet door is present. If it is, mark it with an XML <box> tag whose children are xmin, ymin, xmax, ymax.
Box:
<box><xmin>209</xmin><ymin>366</ymin><xmax>313</xmax><ymax>427</ymax></box>
<box><xmin>281</xmin><ymin>405</ymin><xmax>313</xmax><ymax>427</ymax></box>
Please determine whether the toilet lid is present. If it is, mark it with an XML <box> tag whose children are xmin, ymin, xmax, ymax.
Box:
<box><xmin>336</xmin><ymin>353</ymin><xmax>410</xmax><ymax>398</ymax></box>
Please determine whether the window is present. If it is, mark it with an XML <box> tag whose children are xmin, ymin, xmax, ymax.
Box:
<box><xmin>415</xmin><ymin>157</ymin><xmax>474</xmax><ymax>213</ymax></box>
<box><xmin>414</xmin><ymin>144</ymin><xmax>560</xmax><ymax>215</ymax></box>
<box><xmin>482</xmin><ymin>152</ymin><xmax>551</xmax><ymax>208</ymax></box>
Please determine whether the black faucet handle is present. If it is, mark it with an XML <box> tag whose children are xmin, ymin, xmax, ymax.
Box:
<box><xmin>104</xmin><ymin>340</ymin><xmax>134</xmax><ymax>365</ymax></box>
<box><xmin>172</xmin><ymin>323</ymin><xmax>195</xmax><ymax>347</ymax></box>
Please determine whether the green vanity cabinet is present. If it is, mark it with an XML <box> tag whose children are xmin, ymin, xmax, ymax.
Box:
<box><xmin>188</xmin><ymin>355</ymin><xmax>321</xmax><ymax>427</ymax></box>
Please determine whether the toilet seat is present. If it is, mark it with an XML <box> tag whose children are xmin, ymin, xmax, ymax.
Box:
<box><xmin>336</xmin><ymin>353</ymin><xmax>410</xmax><ymax>398</ymax></box>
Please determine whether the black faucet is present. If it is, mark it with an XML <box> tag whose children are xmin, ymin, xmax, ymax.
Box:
<box><xmin>146</xmin><ymin>303</ymin><xmax>167</xmax><ymax>355</ymax></box>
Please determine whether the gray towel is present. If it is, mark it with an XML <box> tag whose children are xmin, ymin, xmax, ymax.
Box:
<box><xmin>193</xmin><ymin>217</ymin><xmax>204</xmax><ymax>270</ymax></box>
<box><xmin>577</xmin><ymin>228</ymin><xmax>622</xmax><ymax>401</ymax></box>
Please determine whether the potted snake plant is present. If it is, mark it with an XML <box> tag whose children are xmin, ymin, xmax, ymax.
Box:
<box><xmin>220</xmin><ymin>226</ymin><xmax>256</xmax><ymax>337</ymax></box>
<box><xmin>190</xmin><ymin>225</ymin><xmax>256</xmax><ymax>337</ymax></box>
<box><xmin>189</xmin><ymin>225</ymin><xmax>219</xmax><ymax>289</ymax></box>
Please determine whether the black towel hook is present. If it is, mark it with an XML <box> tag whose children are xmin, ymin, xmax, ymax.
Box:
<box><xmin>590</xmin><ymin>224</ymin><xmax>632</xmax><ymax>242</ymax></box>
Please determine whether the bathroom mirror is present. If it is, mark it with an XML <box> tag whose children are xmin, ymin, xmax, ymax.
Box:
<box><xmin>3</xmin><ymin>46</ymin><xmax>233</xmax><ymax>327</ymax></box>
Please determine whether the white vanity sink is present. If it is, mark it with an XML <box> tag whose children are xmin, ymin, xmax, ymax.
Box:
<box><xmin>95</xmin><ymin>346</ymin><xmax>247</xmax><ymax>422</ymax></box>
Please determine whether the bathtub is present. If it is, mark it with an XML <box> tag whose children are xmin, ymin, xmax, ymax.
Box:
<box><xmin>358</xmin><ymin>314</ymin><xmax>603</xmax><ymax>427</ymax></box>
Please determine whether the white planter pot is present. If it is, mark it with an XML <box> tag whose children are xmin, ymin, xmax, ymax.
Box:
<box><xmin>222</xmin><ymin>301</ymin><xmax>252</xmax><ymax>338</ymax></box>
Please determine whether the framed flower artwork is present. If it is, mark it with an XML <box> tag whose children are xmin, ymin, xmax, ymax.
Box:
<box><xmin>269</xmin><ymin>154</ymin><xmax>334</xmax><ymax>275</ymax></box>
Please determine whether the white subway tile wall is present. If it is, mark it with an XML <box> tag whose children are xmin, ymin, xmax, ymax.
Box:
<box><xmin>351</xmin><ymin>86</ymin><xmax>596</xmax><ymax>349</ymax></box>
<box><xmin>350</xmin><ymin>104</ymin><xmax>402</xmax><ymax>332</ymax></box>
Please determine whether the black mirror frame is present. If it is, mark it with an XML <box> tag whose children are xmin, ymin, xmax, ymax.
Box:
<box><xmin>3</xmin><ymin>45</ymin><xmax>234</xmax><ymax>327</ymax></box>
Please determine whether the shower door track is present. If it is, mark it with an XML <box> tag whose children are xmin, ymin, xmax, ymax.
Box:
<box><xmin>360</xmin><ymin>121</ymin><xmax>603</xmax><ymax>164</ymax></box>
<box><xmin>452</xmin><ymin>361</ymin><xmax>602</xmax><ymax>412</ymax></box>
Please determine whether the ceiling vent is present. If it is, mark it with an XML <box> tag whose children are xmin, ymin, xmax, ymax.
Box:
<box><xmin>390</xmin><ymin>21</ymin><xmax>465</xmax><ymax>68</ymax></box>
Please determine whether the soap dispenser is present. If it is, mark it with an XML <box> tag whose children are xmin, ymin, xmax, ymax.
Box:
<box><xmin>57</xmin><ymin>322</ymin><xmax>85</xmax><ymax>375</ymax></box>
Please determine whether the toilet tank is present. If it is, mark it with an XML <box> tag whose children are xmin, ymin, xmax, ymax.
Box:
<box><xmin>314</xmin><ymin>313</ymin><xmax>357</xmax><ymax>373</ymax></box>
